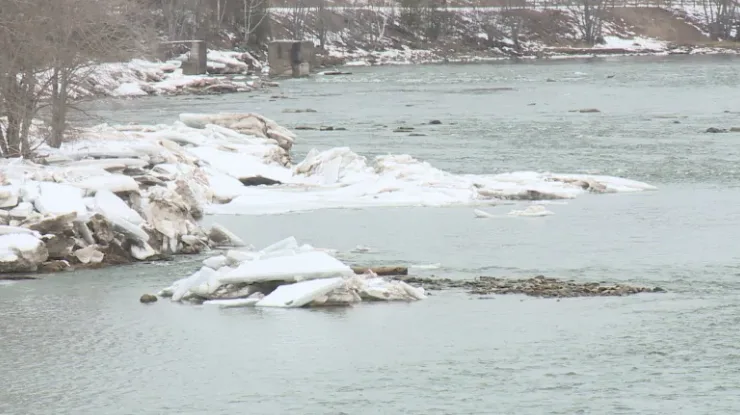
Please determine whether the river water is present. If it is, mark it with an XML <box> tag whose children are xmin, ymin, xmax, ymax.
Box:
<box><xmin>3</xmin><ymin>56</ymin><xmax>740</xmax><ymax>414</ymax></box>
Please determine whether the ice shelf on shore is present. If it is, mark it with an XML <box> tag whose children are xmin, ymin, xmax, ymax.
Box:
<box><xmin>85</xmin><ymin>50</ymin><xmax>265</xmax><ymax>98</ymax></box>
<box><xmin>25</xmin><ymin>112</ymin><xmax>654</xmax><ymax>217</ymax></box>
<box><xmin>1</xmin><ymin>111</ymin><xmax>656</xmax><ymax>272</ymax></box>
<box><xmin>160</xmin><ymin>236</ymin><xmax>427</xmax><ymax>308</ymax></box>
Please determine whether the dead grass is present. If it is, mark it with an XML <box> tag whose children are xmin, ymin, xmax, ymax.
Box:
<box><xmin>606</xmin><ymin>8</ymin><xmax>707</xmax><ymax>43</ymax></box>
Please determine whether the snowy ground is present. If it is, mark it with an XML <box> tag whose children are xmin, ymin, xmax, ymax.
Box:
<box><xmin>86</xmin><ymin>50</ymin><xmax>268</xmax><ymax>98</ymax></box>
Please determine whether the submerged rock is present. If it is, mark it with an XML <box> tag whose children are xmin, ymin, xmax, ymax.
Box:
<box><xmin>352</xmin><ymin>266</ymin><xmax>408</xmax><ymax>276</ymax></box>
<box><xmin>400</xmin><ymin>275</ymin><xmax>664</xmax><ymax>298</ymax></box>
<box><xmin>239</xmin><ymin>176</ymin><xmax>282</xmax><ymax>186</ymax></box>
<box><xmin>140</xmin><ymin>293</ymin><xmax>158</xmax><ymax>303</ymax></box>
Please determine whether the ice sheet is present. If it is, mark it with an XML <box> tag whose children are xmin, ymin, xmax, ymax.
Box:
<box><xmin>0</xmin><ymin>234</ymin><xmax>44</xmax><ymax>262</ymax></box>
<box><xmin>33</xmin><ymin>182</ymin><xmax>89</xmax><ymax>220</ymax></box>
<box><xmin>255</xmin><ymin>277</ymin><xmax>345</xmax><ymax>308</ymax></box>
<box><xmin>94</xmin><ymin>190</ymin><xmax>144</xmax><ymax>225</ymax></box>
<box><xmin>219</xmin><ymin>251</ymin><xmax>355</xmax><ymax>284</ymax></box>
<box><xmin>25</xmin><ymin>112</ymin><xmax>656</xmax><ymax>218</ymax></box>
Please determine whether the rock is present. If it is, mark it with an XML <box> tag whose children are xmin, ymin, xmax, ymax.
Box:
<box><xmin>282</xmin><ymin>108</ymin><xmax>317</xmax><ymax>113</ymax></box>
<box><xmin>570</xmin><ymin>108</ymin><xmax>601</xmax><ymax>113</ymax></box>
<box><xmin>24</xmin><ymin>212</ymin><xmax>77</xmax><ymax>234</ymax></box>
<box><xmin>546</xmin><ymin>78</ymin><xmax>556</xmax><ymax>82</ymax></box>
<box><xmin>352</xmin><ymin>266</ymin><xmax>409</xmax><ymax>276</ymax></box>
<box><xmin>319</xmin><ymin>126</ymin><xmax>335</xmax><ymax>131</ymax></box>
<box><xmin>239</xmin><ymin>176</ymin><xmax>282</xmax><ymax>186</ymax></box>
<box><xmin>43</xmin><ymin>234</ymin><xmax>77</xmax><ymax>260</ymax></box>
<box><xmin>74</xmin><ymin>245</ymin><xmax>105</xmax><ymax>264</ymax></box>
<box><xmin>100</xmin><ymin>240</ymin><xmax>133</xmax><ymax>265</ymax></box>
<box><xmin>730</xmin><ymin>127</ymin><xmax>740</xmax><ymax>132</ymax></box>
<box><xmin>409</xmin><ymin>133</ymin><xmax>427</xmax><ymax>137</ymax></box>
<box><xmin>320</xmin><ymin>71</ymin><xmax>352</xmax><ymax>76</ymax></box>
<box><xmin>400</xmin><ymin>275</ymin><xmax>664</xmax><ymax>298</ymax></box>
<box><xmin>294</xmin><ymin>126</ymin><xmax>317</xmax><ymax>130</ymax></box>
<box><xmin>88</xmin><ymin>214</ymin><xmax>115</xmax><ymax>244</ymax></box>
<box><xmin>429</xmin><ymin>120</ymin><xmax>442</xmax><ymax>125</ymax></box>
<box><xmin>208</xmin><ymin>223</ymin><xmax>246</xmax><ymax>247</ymax></box>
<box><xmin>706</xmin><ymin>127</ymin><xmax>727</xmax><ymax>133</ymax></box>
<box><xmin>39</xmin><ymin>260</ymin><xmax>70</xmax><ymax>273</ymax></box>
<box><xmin>393</xmin><ymin>127</ymin><xmax>415</xmax><ymax>133</ymax></box>
<box><xmin>0</xmin><ymin>233</ymin><xmax>49</xmax><ymax>273</ymax></box>
<box><xmin>140</xmin><ymin>294</ymin><xmax>158</xmax><ymax>303</ymax></box>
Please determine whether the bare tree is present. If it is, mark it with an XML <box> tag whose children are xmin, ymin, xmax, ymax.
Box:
<box><xmin>313</xmin><ymin>0</ymin><xmax>328</xmax><ymax>49</ymax></box>
<box><xmin>156</xmin><ymin>0</ymin><xmax>207</xmax><ymax>40</ymax></box>
<box><xmin>703</xmin><ymin>0</ymin><xmax>737</xmax><ymax>40</ymax></box>
<box><xmin>286</xmin><ymin>0</ymin><xmax>310</xmax><ymax>39</ymax></box>
<box><xmin>242</xmin><ymin>0</ymin><xmax>271</xmax><ymax>43</ymax></box>
<box><xmin>366</xmin><ymin>0</ymin><xmax>390</xmax><ymax>50</ymax></box>
<box><xmin>570</xmin><ymin>0</ymin><xmax>606</xmax><ymax>46</ymax></box>
<box><xmin>0</xmin><ymin>0</ymin><xmax>152</xmax><ymax>157</ymax></box>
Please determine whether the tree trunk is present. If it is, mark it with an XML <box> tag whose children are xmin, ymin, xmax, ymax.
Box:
<box><xmin>49</xmin><ymin>67</ymin><xmax>68</xmax><ymax>148</ymax></box>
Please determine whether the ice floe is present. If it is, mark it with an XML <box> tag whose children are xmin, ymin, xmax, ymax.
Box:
<box><xmin>160</xmin><ymin>236</ymin><xmax>427</xmax><ymax>308</ymax></box>
<box><xmin>0</xmin><ymin>112</ymin><xmax>656</xmax><ymax>273</ymax></box>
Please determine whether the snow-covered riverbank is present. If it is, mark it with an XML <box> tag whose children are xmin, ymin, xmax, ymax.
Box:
<box><xmin>87</xmin><ymin>50</ymin><xmax>272</xmax><ymax>98</ymax></box>
<box><xmin>0</xmin><ymin>112</ymin><xmax>655</xmax><ymax>275</ymax></box>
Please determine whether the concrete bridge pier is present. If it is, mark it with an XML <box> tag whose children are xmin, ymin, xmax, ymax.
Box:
<box><xmin>268</xmin><ymin>40</ymin><xmax>315</xmax><ymax>77</ymax></box>
<box><xmin>158</xmin><ymin>40</ymin><xmax>208</xmax><ymax>75</ymax></box>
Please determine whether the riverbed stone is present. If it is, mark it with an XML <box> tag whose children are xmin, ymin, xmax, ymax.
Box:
<box><xmin>399</xmin><ymin>275</ymin><xmax>664</xmax><ymax>299</ymax></box>
<box><xmin>140</xmin><ymin>294</ymin><xmax>158</xmax><ymax>303</ymax></box>
<box><xmin>352</xmin><ymin>266</ymin><xmax>409</xmax><ymax>276</ymax></box>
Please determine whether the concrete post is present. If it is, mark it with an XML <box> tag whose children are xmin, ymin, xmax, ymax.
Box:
<box><xmin>183</xmin><ymin>40</ymin><xmax>207</xmax><ymax>75</ymax></box>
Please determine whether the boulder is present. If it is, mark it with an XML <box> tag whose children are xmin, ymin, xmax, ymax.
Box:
<box><xmin>88</xmin><ymin>214</ymin><xmax>115</xmax><ymax>244</ymax></box>
<box><xmin>43</xmin><ymin>234</ymin><xmax>77</xmax><ymax>260</ymax></box>
<box><xmin>100</xmin><ymin>239</ymin><xmax>134</xmax><ymax>265</ymax></box>
<box><xmin>140</xmin><ymin>294</ymin><xmax>158</xmax><ymax>303</ymax></box>
<box><xmin>239</xmin><ymin>176</ymin><xmax>282</xmax><ymax>186</ymax></box>
<box><xmin>39</xmin><ymin>260</ymin><xmax>71</xmax><ymax>273</ymax></box>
